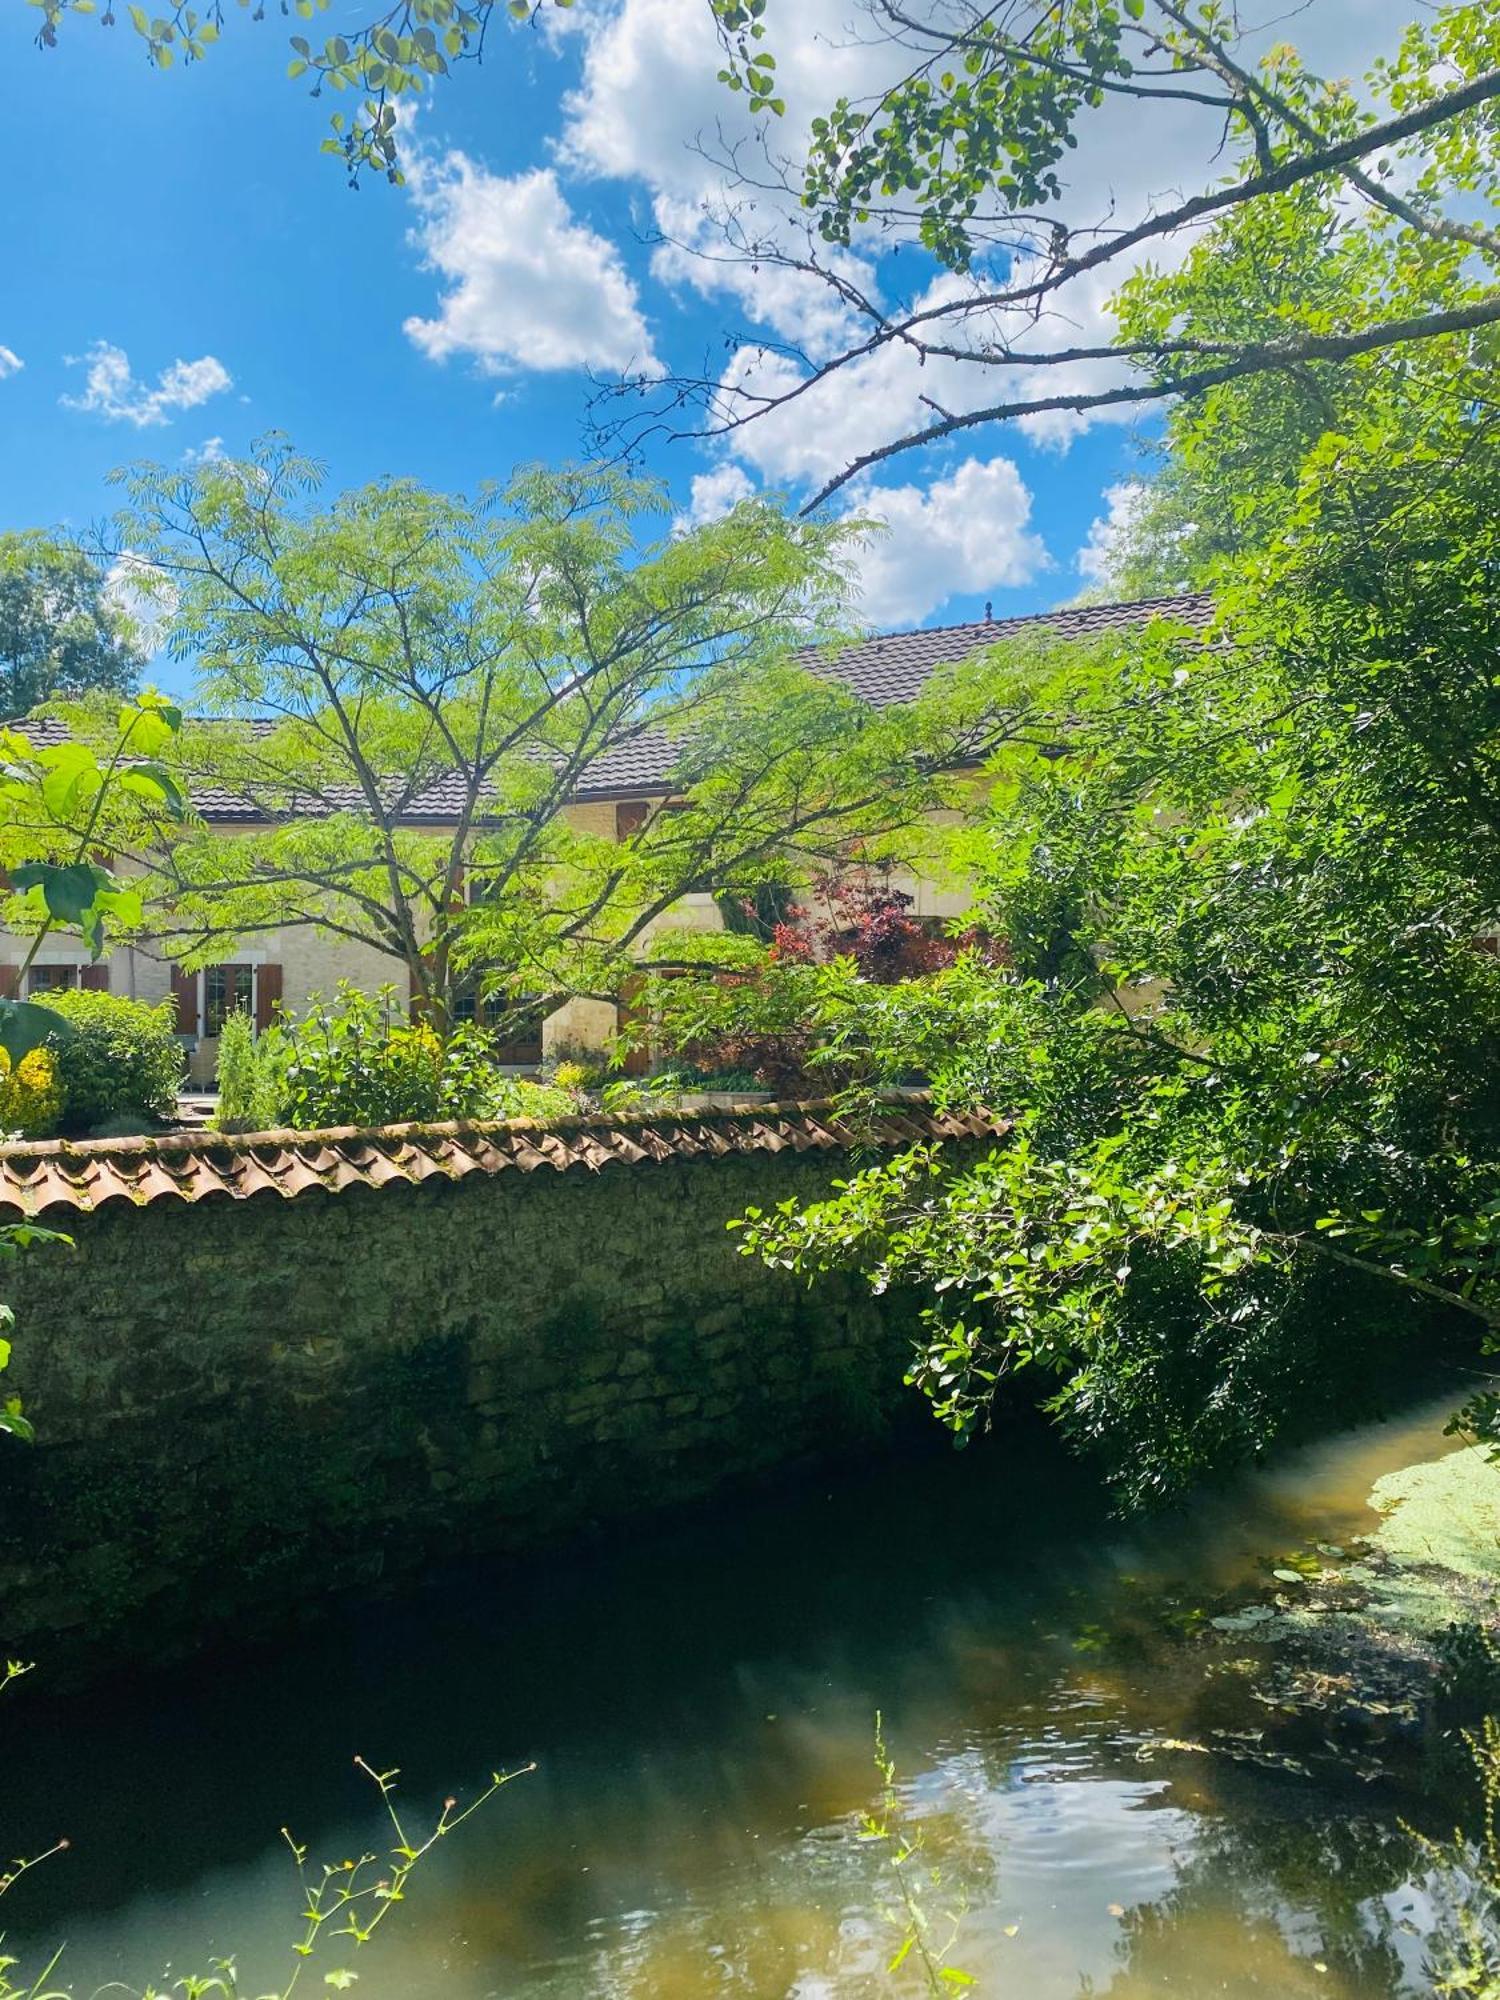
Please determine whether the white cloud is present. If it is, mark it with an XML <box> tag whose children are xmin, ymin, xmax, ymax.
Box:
<box><xmin>558</xmin><ymin>0</ymin><xmax>1411</xmax><ymax>457</ymax></box>
<box><xmin>649</xmin><ymin>197</ymin><xmax>877</xmax><ymax>361</ymax></box>
<box><xmin>0</xmin><ymin>346</ymin><xmax>22</xmax><ymax>379</ymax></box>
<box><xmin>841</xmin><ymin>456</ymin><xmax>1047</xmax><ymax>628</ymax></box>
<box><xmin>104</xmin><ymin>551</ymin><xmax>178</xmax><ymax>653</ymax></box>
<box><xmin>403</xmin><ymin>155</ymin><xmax>660</xmax><ymax>377</ymax></box>
<box><xmin>182</xmin><ymin>435</ymin><xmax>226</xmax><ymax>466</ymax></box>
<box><xmin>675</xmin><ymin>461</ymin><xmax>757</xmax><ymax>529</ymax></box>
<box><xmin>560</xmin><ymin>0</ymin><xmax>903</xmax><ymax>357</ymax></box>
<box><xmin>61</xmin><ymin>341</ymin><xmax>232</xmax><ymax>427</ymax></box>
<box><xmin>1078</xmin><ymin>480</ymin><xmax>1150</xmax><ymax>586</ymax></box>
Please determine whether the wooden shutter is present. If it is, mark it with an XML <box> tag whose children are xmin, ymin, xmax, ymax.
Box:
<box><xmin>171</xmin><ymin>965</ymin><xmax>198</xmax><ymax>1034</ymax></box>
<box><xmin>616</xmin><ymin>800</ymin><xmax>650</xmax><ymax>841</ymax></box>
<box><xmin>0</xmin><ymin>966</ymin><xmax>18</xmax><ymax>1000</ymax></box>
<box><xmin>616</xmin><ymin>974</ymin><xmax>652</xmax><ymax>1077</ymax></box>
<box><xmin>255</xmin><ymin>962</ymin><xmax>283</xmax><ymax>1033</ymax></box>
<box><xmin>80</xmin><ymin>964</ymin><xmax>110</xmax><ymax>992</ymax></box>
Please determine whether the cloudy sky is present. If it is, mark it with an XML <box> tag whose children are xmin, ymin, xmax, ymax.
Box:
<box><xmin>0</xmin><ymin>0</ymin><xmax>1408</xmax><ymax>687</ymax></box>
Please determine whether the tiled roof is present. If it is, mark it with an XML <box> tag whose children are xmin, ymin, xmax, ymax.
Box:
<box><xmin>803</xmin><ymin>591</ymin><xmax>1214</xmax><ymax>709</ymax></box>
<box><xmin>18</xmin><ymin>593</ymin><xmax>1212</xmax><ymax>816</ymax></box>
<box><xmin>0</xmin><ymin>1096</ymin><xmax>1008</xmax><ymax>1218</ymax></box>
<box><xmin>573</xmin><ymin>592</ymin><xmax>1213</xmax><ymax>798</ymax></box>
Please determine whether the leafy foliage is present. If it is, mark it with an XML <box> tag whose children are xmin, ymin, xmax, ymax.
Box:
<box><xmin>230</xmin><ymin>982</ymin><xmax>578</xmax><ymax>1131</ymax></box>
<box><xmin>29</xmin><ymin>0</ymin><xmax>576</xmax><ymax>187</ymax></box>
<box><xmin>731</xmin><ymin>144</ymin><xmax>1500</xmax><ymax>1502</ymax></box>
<box><xmin>1410</xmin><ymin>1713</ymin><xmax>1500</xmax><ymax>1996</ymax></box>
<box><xmin>37</xmin><ymin>988</ymin><xmax>184</xmax><ymax>1135</ymax></box>
<box><xmin>0</xmin><ymin>532</ymin><xmax>142</xmax><ymax>720</ymax></box>
<box><xmin>115</xmin><ymin>443</ymin><xmax>1030</xmax><ymax>1037</ymax></box>
<box><xmin>0</xmin><ymin>690</ymin><xmax>187</xmax><ymax>1064</ymax></box>
<box><xmin>0</xmin><ymin>1045</ymin><xmax>64</xmax><ymax>1139</ymax></box>
<box><xmin>632</xmin><ymin>0</ymin><xmax>1500</xmax><ymax>506</ymax></box>
<box><xmin>0</xmin><ymin>1676</ymin><xmax>531</xmax><ymax>2000</ymax></box>
<box><xmin>214</xmin><ymin>1007</ymin><xmax>280</xmax><ymax>1132</ymax></box>
<box><xmin>644</xmin><ymin>866</ymin><xmax>1000</xmax><ymax>1092</ymax></box>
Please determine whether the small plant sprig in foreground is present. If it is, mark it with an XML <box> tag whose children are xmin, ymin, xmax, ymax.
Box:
<box><xmin>0</xmin><ymin>1725</ymin><xmax>533</xmax><ymax>2000</ymax></box>
<box><xmin>1410</xmin><ymin>1714</ymin><xmax>1500</xmax><ymax>1996</ymax></box>
<box><xmin>279</xmin><ymin>1754</ymin><xmax>534</xmax><ymax>1971</ymax></box>
<box><xmin>859</xmin><ymin>1714</ymin><xmax>973</xmax><ymax>1994</ymax></box>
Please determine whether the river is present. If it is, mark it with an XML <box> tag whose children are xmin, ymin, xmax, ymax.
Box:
<box><xmin>1</xmin><ymin>1396</ymin><xmax>1487</xmax><ymax>1997</ymax></box>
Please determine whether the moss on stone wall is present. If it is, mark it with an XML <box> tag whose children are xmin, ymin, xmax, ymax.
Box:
<box><xmin>0</xmin><ymin>1148</ymin><xmax>963</xmax><ymax>1675</ymax></box>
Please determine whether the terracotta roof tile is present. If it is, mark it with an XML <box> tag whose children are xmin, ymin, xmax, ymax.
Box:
<box><xmin>0</xmin><ymin>1096</ymin><xmax>1006</xmax><ymax>1219</ymax></box>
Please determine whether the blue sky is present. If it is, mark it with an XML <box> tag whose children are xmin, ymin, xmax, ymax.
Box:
<box><xmin>0</xmin><ymin>0</ymin><xmax>1406</xmax><ymax>694</ymax></box>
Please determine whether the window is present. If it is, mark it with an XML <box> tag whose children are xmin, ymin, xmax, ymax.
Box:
<box><xmin>449</xmin><ymin>971</ymin><xmax>484</xmax><ymax>1027</ymax></box>
<box><xmin>27</xmin><ymin>965</ymin><xmax>79</xmax><ymax>995</ymax></box>
<box><xmin>203</xmin><ymin>964</ymin><xmax>253</xmax><ymax>1037</ymax></box>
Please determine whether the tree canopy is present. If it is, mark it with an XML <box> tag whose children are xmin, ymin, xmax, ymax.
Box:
<box><xmin>684</xmin><ymin>152</ymin><xmax>1500</xmax><ymax>1502</ymax></box>
<box><xmin>30</xmin><ymin>0</ymin><xmax>1499</xmax><ymax>502</ymax></box>
<box><xmin>96</xmin><ymin>441</ymin><xmax>1022</xmax><ymax>1031</ymax></box>
<box><xmin>28</xmin><ymin>0</ymin><xmax>576</xmax><ymax>185</ymax></box>
<box><xmin>0</xmin><ymin>532</ymin><xmax>143</xmax><ymax>720</ymax></box>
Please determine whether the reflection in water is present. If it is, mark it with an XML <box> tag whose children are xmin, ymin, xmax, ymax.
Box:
<box><xmin>1</xmin><ymin>1398</ymin><xmax>1469</xmax><ymax>1997</ymax></box>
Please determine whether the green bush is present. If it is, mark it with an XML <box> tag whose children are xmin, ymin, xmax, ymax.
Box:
<box><xmin>215</xmin><ymin>1007</ymin><xmax>282</xmax><ymax>1132</ymax></box>
<box><xmin>37</xmin><ymin>988</ymin><xmax>183</xmax><ymax>1135</ymax></box>
<box><xmin>268</xmin><ymin>984</ymin><xmax>450</xmax><ymax>1129</ymax></box>
<box><xmin>263</xmin><ymin>984</ymin><xmax>579</xmax><ymax>1130</ymax></box>
<box><xmin>209</xmin><ymin>986</ymin><xmax>590</xmax><ymax>1133</ymax></box>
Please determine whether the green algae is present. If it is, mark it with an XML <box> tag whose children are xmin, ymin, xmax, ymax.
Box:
<box><xmin>1366</xmin><ymin>1444</ymin><xmax>1500</xmax><ymax>1590</ymax></box>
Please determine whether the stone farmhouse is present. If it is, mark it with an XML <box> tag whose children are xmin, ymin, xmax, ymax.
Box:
<box><xmin>0</xmin><ymin>593</ymin><xmax>1210</xmax><ymax>1081</ymax></box>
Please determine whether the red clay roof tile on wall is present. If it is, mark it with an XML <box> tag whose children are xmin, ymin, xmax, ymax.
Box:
<box><xmin>0</xmin><ymin>1097</ymin><xmax>1008</xmax><ymax>1219</ymax></box>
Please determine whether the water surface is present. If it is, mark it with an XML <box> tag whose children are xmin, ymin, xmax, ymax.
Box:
<box><xmin>2</xmin><ymin>1399</ymin><xmax>1474</xmax><ymax>1997</ymax></box>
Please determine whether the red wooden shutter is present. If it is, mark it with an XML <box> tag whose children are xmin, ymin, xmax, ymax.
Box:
<box><xmin>171</xmin><ymin>965</ymin><xmax>198</xmax><ymax>1033</ymax></box>
<box><xmin>80</xmin><ymin>964</ymin><xmax>110</xmax><ymax>992</ymax></box>
<box><xmin>0</xmin><ymin>965</ymin><xmax>18</xmax><ymax>999</ymax></box>
<box><xmin>255</xmin><ymin>962</ymin><xmax>283</xmax><ymax>1033</ymax></box>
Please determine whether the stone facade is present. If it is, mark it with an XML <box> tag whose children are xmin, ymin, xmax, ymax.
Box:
<box><xmin>0</xmin><ymin>1134</ymin><xmax>986</xmax><ymax>1677</ymax></box>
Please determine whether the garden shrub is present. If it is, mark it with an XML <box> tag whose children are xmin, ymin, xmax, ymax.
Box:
<box><xmin>251</xmin><ymin>984</ymin><xmax>582</xmax><ymax>1131</ymax></box>
<box><xmin>0</xmin><ymin>1045</ymin><xmax>64</xmax><ymax>1137</ymax></box>
<box><xmin>271</xmin><ymin>985</ymin><xmax>454</xmax><ymax>1128</ymax></box>
<box><xmin>215</xmin><ymin>1007</ymin><xmax>282</xmax><ymax>1132</ymax></box>
<box><xmin>36</xmin><ymin>988</ymin><xmax>183</xmax><ymax>1135</ymax></box>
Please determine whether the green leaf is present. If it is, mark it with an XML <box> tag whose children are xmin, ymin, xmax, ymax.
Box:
<box><xmin>11</xmin><ymin>860</ymin><xmax>103</xmax><ymax>925</ymax></box>
<box><xmin>0</xmin><ymin>1000</ymin><xmax>75</xmax><ymax>1063</ymax></box>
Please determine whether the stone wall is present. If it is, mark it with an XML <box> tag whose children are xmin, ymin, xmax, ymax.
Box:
<box><xmin>0</xmin><ymin>1133</ymin><xmax>974</xmax><ymax>1676</ymax></box>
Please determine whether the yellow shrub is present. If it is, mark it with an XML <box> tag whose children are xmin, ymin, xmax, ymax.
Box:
<box><xmin>0</xmin><ymin>1046</ymin><xmax>64</xmax><ymax>1138</ymax></box>
<box><xmin>550</xmin><ymin>1060</ymin><xmax>596</xmax><ymax>1094</ymax></box>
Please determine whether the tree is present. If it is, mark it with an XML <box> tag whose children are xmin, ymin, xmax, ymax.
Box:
<box><xmin>617</xmin><ymin>0</ymin><xmax>1500</xmax><ymax>504</ymax></box>
<box><xmin>0</xmin><ymin>689</ymin><xmax>185</xmax><ymax>1440</ymax></box>
<box><xmin>102</xmin><ymin>440</ymin><xmax>1017</xmax><ymax>1032</ymax></box>
<box><xmin>0</xmin><ymin>533</ymin><xmax>143</xmax><ymax>720</ymax></box>
<box><xmin>723</xmin><ymin>159</ymin><xmax>1500</xmax><ymax>1503</ymax></box>
<box><xmin>34</xmin><ymin>0</ymin><xmax>1497</xmax><ymax>500</ymax></box>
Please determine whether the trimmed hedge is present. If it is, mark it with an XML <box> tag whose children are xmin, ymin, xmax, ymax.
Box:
<box><xmin>38</xmin><ymin>988</ymin><xmax>184</xmax><ymax>1135</ymax></box>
